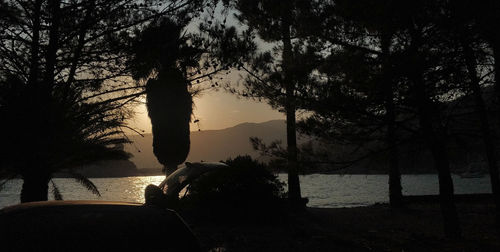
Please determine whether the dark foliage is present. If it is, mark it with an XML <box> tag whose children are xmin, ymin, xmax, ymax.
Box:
<box><xmin>0</xmin><ymin>0</ymin><xmax>207</xmax><ymax>202</ymax></box>
<box><xmin>130</xmin><ymin>18</ymin><xmax>200</xmax><ymax>175</ymax></box>
<box><xmin>146</xmin><ymin>72</ymin><xmax>192</xmax><ymax>174</ymax></box>
<box><xmin>208</xmin><ymin>0</ymin><xmax>500</xmax><ymax>237</ymax></box>
<box><xmin>180</xmin><ymin>155</ymin><xmax>285</xmax><ymax>221</ymax></box>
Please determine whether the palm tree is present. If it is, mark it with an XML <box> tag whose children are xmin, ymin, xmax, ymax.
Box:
<box><xmin>146</xmin><ymin>71</ymin><xmax>192</xmax><ymax>175</ymax></box>
<box><xmin>0</xmin><ymin>75</ymin><xmax>130</xmax><ymax>202</ymax></box>
<box><xmin>129</xmin><ymin>18</ymin><xmax>195</xmax><ymax>176</ymax></box>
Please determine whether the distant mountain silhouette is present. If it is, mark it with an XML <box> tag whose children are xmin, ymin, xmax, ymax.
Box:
<box><xmin>126</xmin><ymin>120</ymin><xmax>287</xmax><ymax>169</ymax></box>
<box><xmin>68</xmin><ymin>119</ymin><xmax>470</xmax><ymax>177</ymax></box>
<box><xmin>50</xmin><ymin>120</ymin><xmax>286</xmax><ymax>177</ymax></box>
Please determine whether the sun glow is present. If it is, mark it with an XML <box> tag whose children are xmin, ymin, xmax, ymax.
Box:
<box><xmin>128</xmin><ymin>90</ymin><xmax>284</xmax><ymax>134</ymax></box>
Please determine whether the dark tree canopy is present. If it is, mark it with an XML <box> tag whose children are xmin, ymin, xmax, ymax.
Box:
<box><xmin>146</xmin><ymin>72</ymin><xmax>192</xmax><ymax>174</ymax></box>
<box><xmin>207</xmin><ymin>0</ymin><xmax>499</xmax><ymax>237</ymax></box>
<box><xmin>0</xmin><ymin>0</ymin><xmax>206</xmax><ymax>201</ymax></box>
<box><xmin>129</xmin><ymin>18</ymin><xmax>197</xmax><ymax>175</ymax></box>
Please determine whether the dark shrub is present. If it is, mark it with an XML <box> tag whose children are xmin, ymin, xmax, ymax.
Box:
<box><xmin>180</xmin><ymin>155</ymin><xmax>285</xmax><ymax>222</ymax></box>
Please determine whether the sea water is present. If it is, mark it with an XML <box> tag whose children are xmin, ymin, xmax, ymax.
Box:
<box><xmin>0</xmin><ymin>174</ymin><xmax>491</xmax><ymax>209</ymax></box>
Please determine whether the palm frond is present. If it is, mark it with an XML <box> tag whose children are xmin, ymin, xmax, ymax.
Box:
<box><xmin>50</xmin><ymin>179</ymin><xmax>63</xmax><ymax>200</ymax></box>
<box><xmin>68</xmin><ymin>172</ymin><xmax>101</xmax><ymax>197</ymax></box>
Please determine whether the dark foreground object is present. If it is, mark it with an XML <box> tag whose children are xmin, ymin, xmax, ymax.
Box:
<box><xmin>182</xmin><ymin>199</ymin><xmax>500</xmax><ymax>251</ymax></box>
<box><xmin>0</xmin><ymin>200</ymin><xmax>199</xmax><ymax>252</ymax></box>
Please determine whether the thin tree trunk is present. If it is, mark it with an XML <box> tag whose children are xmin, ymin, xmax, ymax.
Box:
<box><xmin>27</xmin><ymin>0</ymin><xmax>42</xmax><ymax>87</ymax></box>
<box><xmin>463</xmin><ymin>41</ymin><xmax>500</xmax><ymax>212</ymax></box>
<box><xmin>286</xmin><ymin>88</ymin><xmax>301</xmax><ymax>206</ymax></box>
<box><xmin>433</xmin><ymin>139</ymin><xmax>462</xmax><ymax>239</ymax></box>
<box><xmin>408</xmin><ymin>24</ymin><xmax>461</xmax><ymax>239</ymax></box>
<box><xmin>281</xmin><ymin>6</ymin><xmax>302</xmax><ymax>207</ymax></box>
<box><xmin>381</xmin><ymin>32</ymin><xmax>402</xmax><ymax>208</ymax></box>
<box><xmin>43</xmin><ymin>0</ymin><xmax>61</xmax><ymax>90</ymax></box>
<box><xmin>413</xmin><ymin>73</ymin><xmax>462</xmax><ymax>239</ymax></box>
<box><xmin>36</xmin><ymin>0</ymin><xmax>62</xmax><ymax>180</ymax></box>
<box><xmin>21</xmin><ymin>174</ymin><xmax>50</xmax><ymax>203</ymax></box>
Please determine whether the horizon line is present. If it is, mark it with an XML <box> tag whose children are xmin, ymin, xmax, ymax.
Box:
<box><xmin>126</xmin><ymin>118</ymin><xmax>285</xmax><ymax>136</ymax></box>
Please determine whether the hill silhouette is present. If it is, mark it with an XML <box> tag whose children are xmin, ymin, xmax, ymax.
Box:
<box><xmin>69</xmin><ymin>118</ymin><xmax>482</xmax><ymax>177</ymax></box>
<box><xmin>126</xmin><ymin>120</ymin><xmax>287</xmax><ymax>169</ymax></box>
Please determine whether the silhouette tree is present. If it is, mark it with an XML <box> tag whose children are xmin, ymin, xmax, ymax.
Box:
<box><xmin>399</xmin><ymin>2</ymin><xmax>463</xmax><ymax>238</ymax></box>
<box><xmin>147</xmin><ymin>73</ymin><xmax>192</xmax><ymax>176</ymax></box>
<box><xmin>446</xmin><ymin>0</ymin><xmax>500</xmax><ymax>228</ymax></box>
<box><xmin>309</xmin><ymin>0</ymin><xmax>406</xmax><ymax>208</ymax></box>
<box><xmin>129</xmin><ymin>19</ymin><xmax>195</xmax><ymax>176</ymax></box>
<box><xmin>227</xmin><ymin>0</ymin><xmax>317</xmax><ymax>208</ymax></box>
<box><xmin>289</xmin><ymin>0</ymin><xmax>464</xmax><ymax>237</ymax></box>
<box><xmin>199</xmin><ymin>0</ymin><xmax>496</xmax><ymax>237</ymax></box>
<box><xmin>472</xmin><ymin>0</ymin><xmax>500</xmax><ymax>114</ymax></box>
<box><xmin>0</xmin><ymin>0</ymin><xmax>204</xmax><ymax>202</ymax></box>
<box><xmin>129</xmin><ymin>1</ymin><xmax>246</xmax><ymax>176</ymax></box>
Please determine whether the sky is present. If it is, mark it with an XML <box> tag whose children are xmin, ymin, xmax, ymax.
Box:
<box><xmin>125</xmin><ymin>6</ymin><xmax>285</xmax><ymax>133</ymax></box>
<box><xmin>127</xmin><ymin>89</ymin><xmax>285</xmax><ymax>133</ymax></box>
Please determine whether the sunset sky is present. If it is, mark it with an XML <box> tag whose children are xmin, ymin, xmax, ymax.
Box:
<box><xmin>128</xmin><ymin>89</ymin><xmax>285</xmax><ymax>133</ymax></box>
<box><xmin>123</xmin><ymin>9</ymin><xmax>285</xmax><ymax>134</ymax></box>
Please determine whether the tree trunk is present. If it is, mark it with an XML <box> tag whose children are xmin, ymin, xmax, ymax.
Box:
<box><xmin>281</xmin><ymin>6</ymin><xmax>302</xmax><ymax>207</ymax></box>
<box><xmin>286</xmin><ymin>88</ymin><xmax>302</xmax><ymax>206</ymax></box>
<box><xmin>20</xmin><ymin>175</ymin><xmax>50</xmax><ymax>203</ymax></box>
<box><xmin>433</xmin><ymin>142</ymin><xmax>461</xmax><ymax>239</ymax></box>
<box><xmin>408</xmin><ymin>24</ymin><xmax>461</xmax><ymax>239</ymax></box>
<box><xmin>27</xmin><ymin>0</ymin><xmax>42</xmax><ymax>87</ymax></box>
<box><xmin>43</xmin><ymin>0</ymin><xmax>61</xmax><ymax>90</ymax></box>
<box><xmin>413</xmin><ymin>73</ymin><xmax>462</xmax><ymax>239</ymax></box>
<box><xmin>463</xmin><ymin>41</ymin><xmax>500</xmax><ymax>228</ymax></box>
<box><xmin>381</xmin><ymin>32</ymin><xmax>402</xmax><ymax>208</ymax></box>
<box><xmin>38</xmin><ymin>0</ymin><xmax>61</xmax><ymax>166</ymax></box>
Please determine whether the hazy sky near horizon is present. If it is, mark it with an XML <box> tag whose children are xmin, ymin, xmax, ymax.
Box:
<box><xmin>127</xmin><ymin>89</ymin><xmax>285</xmax><ymax>133</ymax></box>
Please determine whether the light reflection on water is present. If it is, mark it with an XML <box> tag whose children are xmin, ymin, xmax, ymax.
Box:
<box><xmin>0</xmin><ymin>174</ymin><xmax>492</xmax><ymax>209</ymax></box>
<box><xmin>289</xmin><ymin>174</ymin><xmax>492</xmax><ymax>208</ymax></box>
<box><xmin>0</xmin><ymin>176</ymin><xmax>165</xmax><ymax>208</ymax></box>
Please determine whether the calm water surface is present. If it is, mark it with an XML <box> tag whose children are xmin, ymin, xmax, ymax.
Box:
<box><xmin>0</xmin><ymin>174</ymin><xmax>491</xmax><ymax>209</ymax></box>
